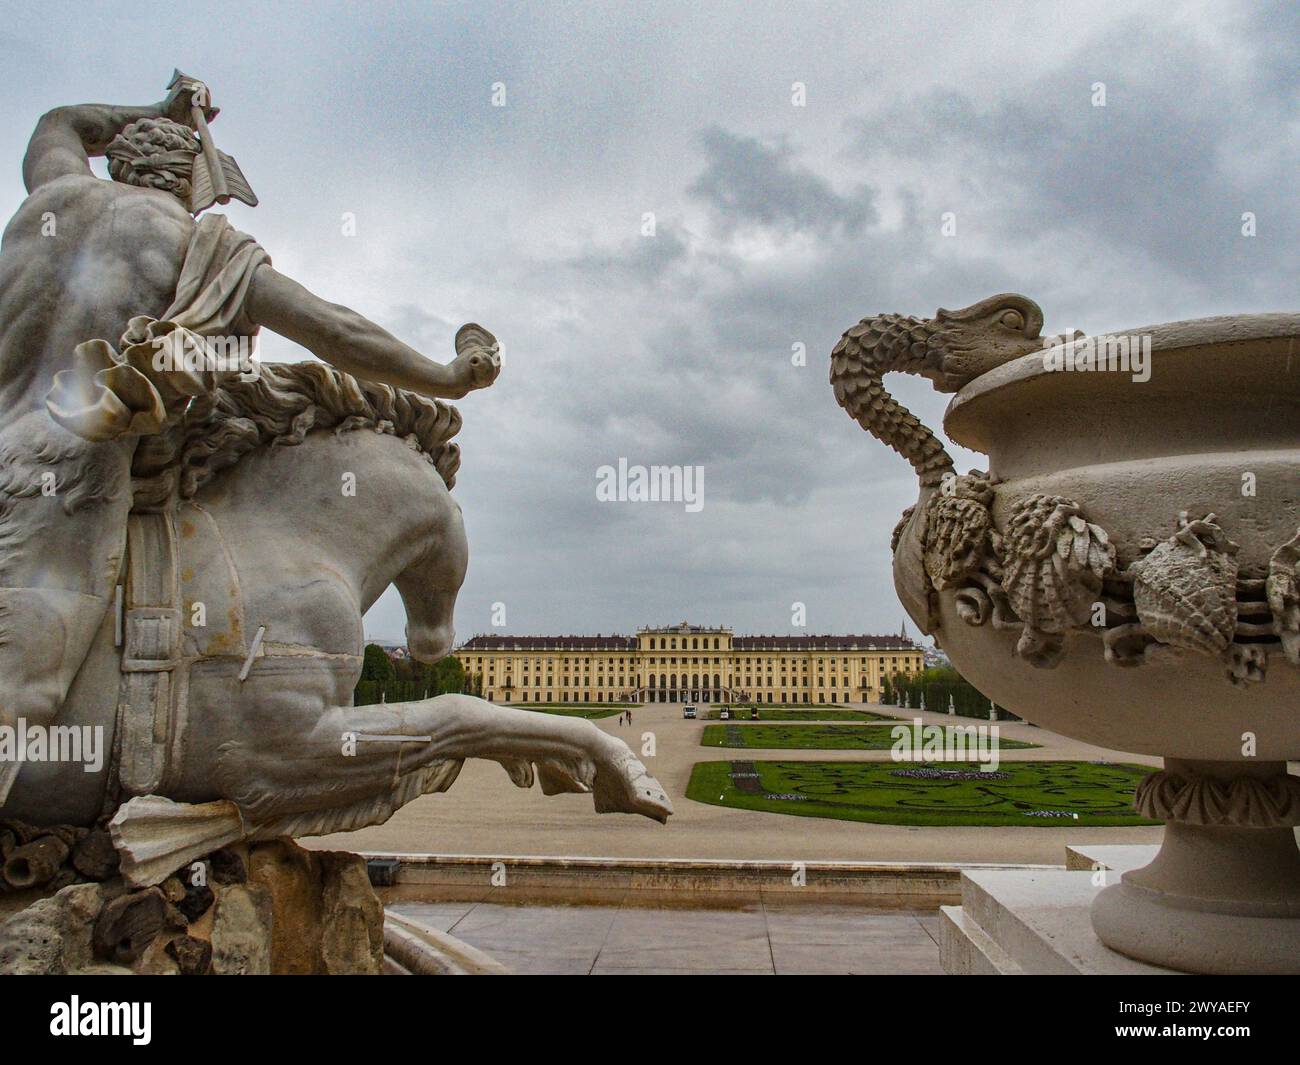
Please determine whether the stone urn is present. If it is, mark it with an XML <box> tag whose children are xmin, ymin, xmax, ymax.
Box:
<box><xmin>830</xmin><ymin>294</ymin><xmax>1300</xmax><ymax>974</ymax></box>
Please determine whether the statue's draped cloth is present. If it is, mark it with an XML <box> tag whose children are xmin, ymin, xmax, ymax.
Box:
<box><xmin>46</xmin><ymin>214</ymin><xmax>270</xmax><ymax>442</ymax></box>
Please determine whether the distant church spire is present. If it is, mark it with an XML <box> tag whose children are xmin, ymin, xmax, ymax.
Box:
<box><xmin>899</xmin><ymin>617</ymin><xmax>909</xmax><ymax>639</ymax></box>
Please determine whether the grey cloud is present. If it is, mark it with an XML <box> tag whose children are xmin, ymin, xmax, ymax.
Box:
<box><xmin>689</xmin><ymin>125</ymin><xmax>876</xmax><ymax>239</ymax></box>
<box><xmin>564</xmin><ymin>225</ymin><xmax>690</xmax><ymax>283</ymax></box>
<box><xmin>844</xmin><ymin>13</ymin><xmax>1298</xmax><ymax>304</ymax></box>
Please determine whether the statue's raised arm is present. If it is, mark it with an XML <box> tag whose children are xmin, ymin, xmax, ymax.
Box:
<box><xmin>22</xmin><ymin>96</ymin><xmax>193</xmax><ymax>192</ymax></box>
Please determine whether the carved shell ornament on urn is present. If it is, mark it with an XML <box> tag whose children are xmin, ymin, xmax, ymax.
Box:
<box><xmin>831</xmin><ymin>293</ymin><xmax>1300</xmax><ymax>974</ymax></box>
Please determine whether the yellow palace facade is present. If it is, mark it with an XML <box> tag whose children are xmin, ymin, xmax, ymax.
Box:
<box><xmin>454</xmin><ymin>622</ymin><xmax>923</xmax><ymax>705</ymax></box>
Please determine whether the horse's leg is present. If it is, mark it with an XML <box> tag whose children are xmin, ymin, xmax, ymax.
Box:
<box><xmin>299</xmin><ymin>694</ymin><xmax>672</xmax><ymax>823</ymax></box>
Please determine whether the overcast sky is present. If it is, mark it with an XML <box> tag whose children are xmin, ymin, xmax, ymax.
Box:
<box><xmin>2</xmin><ymin>1</ymin><xmax>1294</xmax><ymax>644</ymax></box>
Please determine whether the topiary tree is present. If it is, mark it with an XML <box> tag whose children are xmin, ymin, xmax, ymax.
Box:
<box><xmin>355</xmin><ymin>643</ymin><xmax>397</xmax><ymax>704</ymax></box>
<box><xmin>423</xmin><ymin>655</ymin><xmax>465</xmax><ymax>696</ymax></box>
<box><xmin>354</xmin><ymin>648</ymin><xmax>483</xmax><ymax>706</ymax></box>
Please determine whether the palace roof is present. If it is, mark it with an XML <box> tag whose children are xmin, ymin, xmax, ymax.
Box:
<box><xmin>458</xmin><ymin>634</ymin><xmax>638</xmax><ymax>651</ymax></box>
<box><xmin>456</xmin><ymin>633</ymin><xmax>919</xmax><ymax>652</ymax></box>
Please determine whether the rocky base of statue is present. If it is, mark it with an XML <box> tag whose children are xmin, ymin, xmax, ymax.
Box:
<box><xmin>0</xmin><ymin>822</ymin><xmax>383</xmax><ymax>975</ymax></box>
<box><xmin>1090</xmin><ymin>760</ymin><xmax>1300</xmax><ymax>975</ymax></box>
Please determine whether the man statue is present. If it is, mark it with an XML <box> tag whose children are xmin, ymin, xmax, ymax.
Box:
<box><xmin>0</xmin><ymin>74</ymin><xmax>499</xmax><ymax>803</ymax></box>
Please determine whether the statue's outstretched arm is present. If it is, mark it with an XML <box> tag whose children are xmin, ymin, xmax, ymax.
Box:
<box><xmin>22</xmin><ymin>100</ymin><xmax>173</xmax><ymax>192</ymax></box>
<box><xmin>247</xmin><ymin>264</ymin><xmax>500</xmax><ymax>400</ymax></box>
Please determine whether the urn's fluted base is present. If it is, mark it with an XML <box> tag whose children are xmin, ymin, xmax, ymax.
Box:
<box><xmin>1091</xmin><ymin>807</ymin><xmax>1300</xmax><ymax>974</ymax></box>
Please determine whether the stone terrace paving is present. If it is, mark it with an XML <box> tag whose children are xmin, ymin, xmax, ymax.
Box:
<box><xmin>387</xmin><ymin>897</ymin><xmax>945</xmax><ymax>975</ymax></box>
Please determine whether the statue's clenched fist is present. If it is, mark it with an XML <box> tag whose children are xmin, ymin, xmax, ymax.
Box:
<box><xmin>444</xmin><ymin>322</ymin><xmax>501</xmax><ymax>398</ymax></box>
<box><xmin>451</xmin><ymin>345</ymin><xmax>501</xmax><ymax>395</ymax></box>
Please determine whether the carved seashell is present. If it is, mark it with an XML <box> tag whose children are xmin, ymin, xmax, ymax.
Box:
<box><xmin>92</xmin><ymin>887</ymin><xmax>187</xmax><ymax>966</ymax></box>
<box><xmin>924</xmin><ymin>495</ymin><xmax>992</xmax><ymax>590</ymax></box>
<box><xmin>1131</xmin><ymin>514</ymin><xmax>1239</xmax><ymax>655</ymax></box>
<box><xmin>1266</xmin><ymin>527</ymin><xmax>1300</xmax><ymax>666</ymax></box>
<box><xmin>2</xmin><ymin>834</ymin><xmax>70</xmax><ymax>889</ymax></box>
<box><xmin>1000</xmin><ymin>495</ymin><xmax>1116</xmax><ymax>649</ymax></box>
<box><xmin>921</xmin><ymin>472</ymin><xmax>997</xmax><ymax>591</ymax></box>
<box><xmin>954</xmin><ymin>585</ymin><xmax>991</xmax><ymax>626</ymax></box>
<box><xmin>109</xmin><ymin>795</ymin><xmax>246</xmax><ymax>888</ymax></box>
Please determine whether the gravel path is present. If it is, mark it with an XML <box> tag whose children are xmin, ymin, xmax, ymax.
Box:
<box><xmin>307</xmin><ymin>702</ymin><xmax>1167</xmax><ymax>864</ymax></box>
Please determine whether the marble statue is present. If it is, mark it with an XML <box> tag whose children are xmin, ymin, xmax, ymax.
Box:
<box><xmin>0</xmin><ymin>72</ymin><xmax>670</xmax><ymax>896</ymax></box>
<box><xmin>831</xmin><ymin>293</ymin><xmax>1300</xmax><ymax>973</ymax></box>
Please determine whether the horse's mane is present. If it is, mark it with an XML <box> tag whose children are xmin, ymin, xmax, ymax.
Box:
<box><xmin>131</xmin><ymin>361</ymin><xmax>462</xmax><ymax>508</ymax></box>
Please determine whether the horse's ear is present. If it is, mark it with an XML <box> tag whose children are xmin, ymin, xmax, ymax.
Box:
<box><xmin>455</xmin><ymin>323</ymin><xmax>498</xmax><ymax>357</ymax></box>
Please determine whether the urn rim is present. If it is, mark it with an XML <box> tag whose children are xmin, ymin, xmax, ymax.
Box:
<box><xmin>942</xmin><ymin>311</ymin><xmax>1300</xmax><ymax>462</ymax></box>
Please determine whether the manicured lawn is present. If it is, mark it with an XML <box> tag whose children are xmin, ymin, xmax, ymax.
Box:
<box><xmin>702</xmin><ymin>708</ymin><xmax>894</xmax><ymax>722</ymax></box>
<box><xmin>686</xmin><ymin>760</ymin><xmax>1160</xmax><ymax>827</ymax></box>
<box><xmin>511</xmin><ymin>703</ymin><xmax>629</xmax><ymax>719</ymax></box>
<box><xmin>700</xmin><ymin>723</ymin><xmax>1038</xmax><ymax>751</ymax></box>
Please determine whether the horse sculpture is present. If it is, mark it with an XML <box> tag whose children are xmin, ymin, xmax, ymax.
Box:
<box><xmin>1</xmin><ymin>361</ymin><xmax>671</xmax><ymax>884</ymax></box>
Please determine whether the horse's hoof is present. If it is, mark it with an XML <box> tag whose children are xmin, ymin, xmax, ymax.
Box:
<box><xmin>596</xmin><ymin>751</ymin><xmax>673</xmax><ymax>823</ymax></box>
<box><xmin>630</xmin><ymin>768</ymin><xmax>673</xmax><ymax>824</ymax></box>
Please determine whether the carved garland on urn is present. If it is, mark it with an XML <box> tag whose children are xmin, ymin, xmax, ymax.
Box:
<box><xmin>914</xmin><ymin>479</ymin><xmax>1300</xmax><ymax>686</ymax></box>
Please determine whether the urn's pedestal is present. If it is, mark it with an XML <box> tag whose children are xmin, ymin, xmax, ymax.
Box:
<box><xmin>1090</xmin><ymin>760</ymin><xmax>1300</xmax><ymax>974</ymax></box>
<box><xmin>940</xmin><ymin>847</ymin><xmax>1177</xmax><ymax>975</ymax></box>
<box><xmin>941</xmin><ymin>832</ymin><xmax>1300</xmax><ymax>975</ymax></box>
